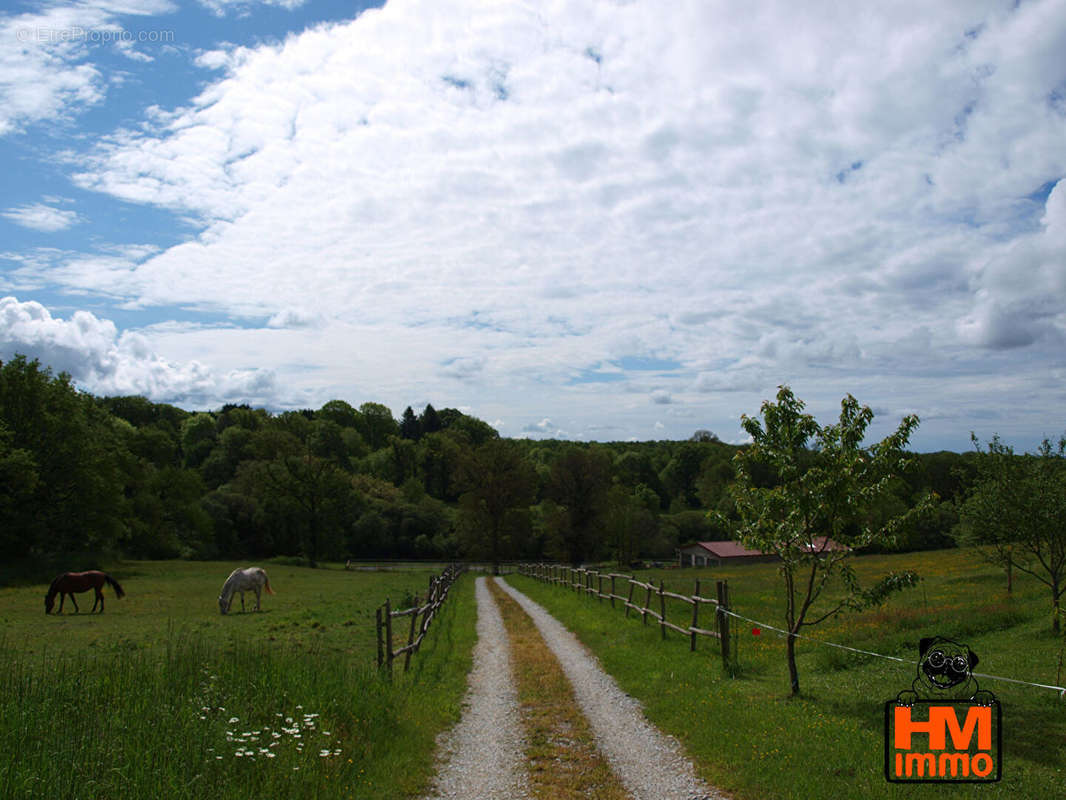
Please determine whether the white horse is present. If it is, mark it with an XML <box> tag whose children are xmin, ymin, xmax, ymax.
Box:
<box><xmin>218</xmin><ymin>567</ymin><xmax>275</xmax><ymax>614</ymax></box>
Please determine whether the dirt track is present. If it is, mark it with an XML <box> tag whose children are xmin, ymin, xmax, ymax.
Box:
<box><xmin>425</xmin><ymin>576</ymin><xmax>723</xmax><ymax>800</ymax></box>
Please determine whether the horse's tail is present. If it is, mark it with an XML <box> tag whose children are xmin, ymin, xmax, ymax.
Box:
<box><xmin>105</xmin><ymin>573</ymin><xmax>126</xmax><ymax>599</ymax></box>
<box><xmin>263</xmin><ymin>572</ymin><xmax>275</xmax><ymax>595</ymax></box>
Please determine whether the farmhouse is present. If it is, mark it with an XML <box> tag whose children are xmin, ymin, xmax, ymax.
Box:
<box><xmin>677</xmin><ymin>541</ymin><xmax>777</xmax><ymax>567</ymax></box>
<box><xmin>677</xmin><ymin>537</ymin><xmax>848</xmax><ymax>567</ymax></box>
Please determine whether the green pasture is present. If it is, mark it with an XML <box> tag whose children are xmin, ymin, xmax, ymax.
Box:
<box><xmin>505</xmin><ymin>547</ymin><xmax>1066</xmax><ymax>799</ymax></box>
<box><xmin>6</xmin><ymin>552</ymin><xmax>1064</xmax><ymax>799</ymax></box>
<box><xmin>0</xmin><ymin>561</ymin><xmax>477</xmax><ymax>800</ymax></box>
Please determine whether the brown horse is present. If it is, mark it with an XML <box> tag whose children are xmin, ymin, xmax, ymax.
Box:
<box><xmin>45</xmin><ymin>571</ymin><xmax>125</xmax><ymax>614</ymax></box>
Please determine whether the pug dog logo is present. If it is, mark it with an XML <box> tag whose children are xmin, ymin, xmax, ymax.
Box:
<box><xmin>885</xmin><ymin>637</ymin><xmax>1001</xmax><ymax>783</ymax></box>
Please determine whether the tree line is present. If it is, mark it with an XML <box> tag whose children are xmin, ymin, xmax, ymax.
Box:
<box><xmin>0</xmin><ymin>354</ymin><xmax>1052</xmax><ymax>579</ymax></box>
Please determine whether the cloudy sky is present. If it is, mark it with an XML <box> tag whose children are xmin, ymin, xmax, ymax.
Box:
<box><xmin>1</xmin><ymin>0</ymin><xmax>1064</xmax><ymax>450</ymax></box>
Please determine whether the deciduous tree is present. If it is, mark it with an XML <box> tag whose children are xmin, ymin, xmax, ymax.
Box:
<box><xmin>247</xmin><ymin>453</ymin><xmax>354</xmax><ymax>566</ymax></box>
<box><xmin>357</xmin><ymin>402</ymin><xmax>398</xmax><ymax>450</ymax></box>
<box><xmin>957</xmin><ymin>434</ymin><xmax>1066</xmax><ymax>632</ymax></box>
<box><xmin>725</xmin><ymin>386</ymin><xmax>925</xmax><ymax>695</ymax></box>
<box><xmin>0</xmin><ymin>356</ymin><xmax>125</xmax><ymax>558</ymax></box>
<box><xmin>546</xmin><ymin>446</ymin><xmax>612</xmax><ymax>565</ymax></box>
<box><xmin>455</xmin><ymin>438</ymin><xmax>536</xmax><ymax>572</ymax></box>
<box><xmin>606</xmin><ymin>484</ymin><xmax>659</xmax><ymax>567</ymax></box>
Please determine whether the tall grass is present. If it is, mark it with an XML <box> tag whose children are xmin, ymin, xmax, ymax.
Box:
<box><xmin>0</xmin><ymin>563</ymin><xmax>477</xmax><ymax>800</ymax></box>
<box><xmin>505</xmin><ymin>548</ymin><xmax>1066</xmax><ymax>799</ymax></box>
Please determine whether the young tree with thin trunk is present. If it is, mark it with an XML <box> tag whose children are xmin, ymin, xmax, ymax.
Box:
<box><xmin>725</xmin><ymin>386</ymin><xmax>926</xmax><ymax>696</ymax></box>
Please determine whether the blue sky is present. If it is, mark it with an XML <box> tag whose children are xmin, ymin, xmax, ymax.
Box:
<box><xmin>2</xmin><ymin>0</ymin><xmax>1065</xmax><ymax>451</ymax></box>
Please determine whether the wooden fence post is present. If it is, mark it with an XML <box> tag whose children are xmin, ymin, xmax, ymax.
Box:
<box><xmin>659</xmin><ymin>581</ymin><xmax>666</xmax><ymax>640</ymax></box>
<box><xmin>690</xmin><ymin>579</ymin><xmax>700</xmax><ymax>652</ymax></box>
<box><xmin>509</xmin><ymin>563</ymin><xmax>738</xmax><ymax>665</ymax></box>
<box><xmin>370</xmin><ymin>565</ymin><xmax>465</xmax><ymax>679</ymax></box>
<box><xmin>404</xmin><ymin>595</ymin><xmax>421</xmax><ymax>673</ymax></box>
<box><xmin>384</xmin><ymin>597</ymin><xmax>394</xmax><ymax>677</ymax></box>
<box><xmin>376</xmin><ymin>604</ymin><xmax>384</xmax><ymax>667</ymax></box>
<box><xmin>716</xmin><ymin>580</ymin><xmax>731</xmax><ymax>670</ymax></box>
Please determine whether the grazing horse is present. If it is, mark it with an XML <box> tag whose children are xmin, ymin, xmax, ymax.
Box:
<box><xmin>45</xmin><ymin>571</ymin><xmax>125</xmax><ymax>614</ymax></box>
<box><xmin>218</xmin><ymin>567</ymin><xmax>275</xmax><ymax>614</ymax></box>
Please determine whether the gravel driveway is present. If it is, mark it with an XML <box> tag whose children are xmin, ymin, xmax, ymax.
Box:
<box><xmin>423</xmin><ymin>576</ymin><xmax>530</xmax><ymax>799</ymax></box>
<box><xmin>425</xmin><ymin>575</ymin><xmax>724</xmax><ymax>800</ymax></box>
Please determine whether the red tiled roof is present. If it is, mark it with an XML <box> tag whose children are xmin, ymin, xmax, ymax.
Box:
<box><xmin>692</xmin><ymin>541</ymin><xmax>768</xmax><ymax>558</ymax></box>
<box><xmin>686</xmin><ymin>538</ymin><xmax>848</xmax><ymax>558</ymax></box>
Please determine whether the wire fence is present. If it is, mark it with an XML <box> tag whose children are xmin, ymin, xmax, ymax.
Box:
<box><xmin>518</xmin><ymin>563</ymin><xmax>734</xmax><ymax>668</ymax></box>
<box><xmin>516</xmin><ymin>562</ymin><xmax>1066</xmax><ymax>699</ymax></box>
<box><xmin>375</xmin><ymin>564</ymin><xmax>464</xmax><ymax>677</ymax></box>
<box><xmin>717</xmin><ymin>604</ymin><xmax>1066</xmax><ymax>699</ymax></box>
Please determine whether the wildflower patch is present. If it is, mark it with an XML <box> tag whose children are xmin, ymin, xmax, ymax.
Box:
<box><xmin>201</xmin><ymin>704</ymin><xmax>342</xmax><ymax>763</ymax></box>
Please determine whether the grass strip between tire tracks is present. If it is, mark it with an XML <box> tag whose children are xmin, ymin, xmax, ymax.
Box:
<box><xmin>487</xmin><ymin>579</ymin><xmax>630</xmax><ymax>800</ymax></box>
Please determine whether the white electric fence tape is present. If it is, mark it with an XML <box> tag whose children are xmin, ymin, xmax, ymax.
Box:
<box><xmin>718</xmin><ymin>606</ymin><xmax>1066</xmax><ymax>699</ymax></box>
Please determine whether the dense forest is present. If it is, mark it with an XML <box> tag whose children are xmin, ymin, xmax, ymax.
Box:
<box><xmin>0</xmin><ymin>354</ymin><xmax>979</xmax><ymax>567</ymax></box>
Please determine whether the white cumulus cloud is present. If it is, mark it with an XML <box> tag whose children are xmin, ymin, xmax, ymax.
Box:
<box><xmin>0</xmin><ymin>296</ymin><xmax>278</xmax><ymax>407</ymax></box>
<box><xmin>8</xmin><ymin>0</ymin><xmax>1066</xmax><ymax>448</ymax></box>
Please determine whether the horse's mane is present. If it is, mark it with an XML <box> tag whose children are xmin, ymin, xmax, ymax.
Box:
<box><xmin>220</xmin><ymin>567</ymin><xmax>265</xmax><ymax>597</ymax></box>
<box><xmin>46</xmin><ymin>573</ymin><xmax>65</xmax><ymax>596</ymax></box>
<box><xmin>219</xmin><ymin>568</ymin><xmax>244</xmax><ymax>599</ymax></box>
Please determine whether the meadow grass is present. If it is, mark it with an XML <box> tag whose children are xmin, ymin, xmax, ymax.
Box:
<box><xmin>505</xmin><ymin>547</ymin><xmax>1066</xmax><ymax>799</ymax></box>
<box><xmin>0</xmin><ymin>561</ymin><xmax>477</xmax><ymax>800</ymax></box>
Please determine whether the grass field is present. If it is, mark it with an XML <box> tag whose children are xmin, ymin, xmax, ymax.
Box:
<box><xmin>5</xmin><ymin>552</ymin><xmax>1064</xmax><ymax>799</ymax></box>
<box><xmin>0</xmin><ymin>561</ymin><xmax>477</xmax><ymax>800</ymax></box>
<box><xmin>505</xmin><ymin>547</ymin><xmax>1066</xmax><ymax>799</ymax></box>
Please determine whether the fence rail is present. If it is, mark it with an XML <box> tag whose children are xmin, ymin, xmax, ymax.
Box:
<box><xmin>375</xmin><ymin>564</ymin><xmax>464</xmax><ymax>676</ymax></box>
<box><xmin>517</xmin><ymin>563</ymin><xmax>733</xmax><ymax>667</ymax></box>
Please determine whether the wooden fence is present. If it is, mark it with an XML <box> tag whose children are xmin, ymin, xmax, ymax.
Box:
<box><xmin>376</xmin><ymin>564</ymin><xmax>464</xmax><ymax>676</ymax></box>
<box><xmin>518</xmin><ymin>563</ymin><xmax>733</xmax><ymax>668</ymax></box>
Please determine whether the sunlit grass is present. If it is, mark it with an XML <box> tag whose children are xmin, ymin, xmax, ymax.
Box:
<box><xmin>0</xmin><ymin>562</ymin><xmax>476</xmax><ymax>800</ymax></box>
<box><xmin>506</xmin><ymin>548</ymin><xmax>1066</xmax><ymax>800</ymax></box>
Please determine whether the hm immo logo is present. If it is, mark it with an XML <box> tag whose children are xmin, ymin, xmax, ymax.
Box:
<box><xmin>885</xmin><ymin>637</ymin><xmax>1001</xmax><ymax>783</ymax></box>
